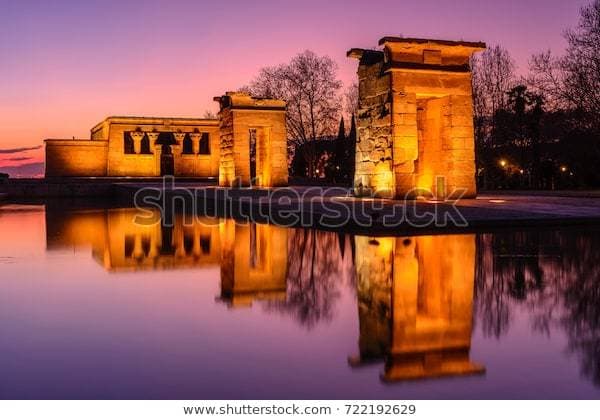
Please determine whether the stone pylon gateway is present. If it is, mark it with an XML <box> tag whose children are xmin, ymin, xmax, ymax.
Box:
<box><xmin>348</xmin><ymin>37</ymin><xmax>486</xmax><ymax>199</ymax></box>
<box><xmin>214</xmin><ymin>92</ymin><xmax>288</xmax><ymax>188</ymax></box>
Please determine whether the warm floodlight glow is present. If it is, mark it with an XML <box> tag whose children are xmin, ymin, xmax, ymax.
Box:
<box><xmin>350</xmin><ymin>38</ymin><xmax>482</xmax><ymax>200</ymax></box>
<box><xmin>560</xmin><ymin>165</ymin><xmax>568</xmax><ymax>173</ymax></box>
<box><xmin>499</xmin><ymin>159</ymin><xmax>507</xmax><ymax>168</ymax></box>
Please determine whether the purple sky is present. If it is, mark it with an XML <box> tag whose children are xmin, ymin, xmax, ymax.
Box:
<box><xmin>0</xmin><ymin>0</ymin><xmax>590</xmax><ymax>172</ymax></box>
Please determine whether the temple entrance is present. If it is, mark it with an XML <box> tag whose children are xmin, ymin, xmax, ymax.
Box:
<box><xmin>160</xmin><ymin>144</ymin><xmax>174</xmax><ymax>176</ymax></box>
<box><xmin>416</xmin><ymin>97</ymin><xmax>447</xmax><ymax>198</ymax></box>
<box><xmin>249</xmin><ymin>129</ymin><xmax>257</xmax><ymax>185</ymax></box>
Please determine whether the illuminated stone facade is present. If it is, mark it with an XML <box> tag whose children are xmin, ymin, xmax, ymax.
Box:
<box><xmin>45</xmin><ymin>92</ymin><xmax>288</xmax><ymax>188</ymax></box>
<box><xmin>348</xmin><ymin>37</ymin><xmax>486</xmax><ymax>199</ymax></box>
<box><xmin>45</xmin><ymin>116</ymin><xmax>220</xmax><ymax>178</ymax></box>
<box><xmin>350</xmin><ymin>234</ymin><xmax>485</xmax><ymax>382</ymax></box>
<box><xmin>214</xmin><ymin>92</ymin><xmax>288</xmax><ymax>187</ymax></box>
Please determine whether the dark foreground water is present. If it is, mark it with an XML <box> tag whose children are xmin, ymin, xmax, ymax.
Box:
<box><xmin>1</xmin><ymin>203</ymin><xmax>600</xmax><ymax>399</ymax></box>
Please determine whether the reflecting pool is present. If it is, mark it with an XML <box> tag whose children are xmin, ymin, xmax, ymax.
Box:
<box><xmin>1</xmin><ymin>203</ymin><xmax>600</xmax><ymax>399</ymax></box>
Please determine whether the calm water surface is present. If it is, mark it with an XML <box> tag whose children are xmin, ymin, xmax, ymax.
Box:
<box><xmin>1</xmin><ymin>203</ymin><xmax>599</xmax><ymax>399</ymax></box>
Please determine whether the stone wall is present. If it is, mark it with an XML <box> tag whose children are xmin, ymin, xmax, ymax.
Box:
<box><xmin>391</xmin><ymin>90</ymin><xmax>419</xmax><ymax>198</ymax></box>
<box><xmin>218</xmin><ymin>107</ymin><xmax>235</xmax><ymax>186</ymax></box>
<box><xmin>103</xmin><ymin>117</ymin><xmax>220</xmax><ymax>177</ymax></box>
<box><xmin>45</xmin><ymin>117</ymin><xmax>220</xmax><ymax>178</ymax></box>
<box><xmin>45</xmin><ymin>139</ymin><xmax>108</xmax><ymax>177</ymax></box>
<box><xmin>444</xmin><ymin>95</ymin><xmax>477</xmax><ymax>198</ymax></box>
<box><xmin>354</xmin><ymin>54</ymin><xmax>395</xmax><ymax>198</ymax></box>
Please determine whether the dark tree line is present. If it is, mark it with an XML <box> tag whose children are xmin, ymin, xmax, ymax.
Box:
<box><xmin>289</xmin><ymin>115</ymin><xmax>356</xmax><ymax>184</ymax></box>
<box><xmin>473</xmin><ymin>0</ymin><xmax>600</xmax><ymax>189</ymax></box>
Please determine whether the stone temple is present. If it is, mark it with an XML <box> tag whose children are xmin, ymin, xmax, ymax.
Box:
<box><xmin>45</xmin><ymin>92</ymin><xmax>288</xmax><ymax>187</ymax></box>
<box><xmin>45</xmin><ymin>37</ymin><xmax>484</xmax><ymax>198</ymax></box>
<box><xmin>45</xmin><ymin>116</ymin><xmax>220</xmax><ymax>178</ymax></box>
<box><xmin>348</xmin><ymin>37</ymin><xmax>485</xmax><ymax>199</ymax></box>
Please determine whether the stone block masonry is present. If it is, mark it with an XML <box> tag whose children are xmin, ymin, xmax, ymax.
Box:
<box><xmin>348</xmin><ymin>37</ymin><xmax>486</xmax><ymax>199</ymax></box>
<box><xmin>214</xmin><ymin>92</ymin><xmax>288</xmax><ymax>188</ymax></box>
<box><xmin>45</xmin><ymin>117</ymin><xmax>220</xmax><ymax>178</ymax></box>
<box><xmin>43</xmin><ymin>93</ymin><xmax>286</xmax><ymax>186</ymax></box>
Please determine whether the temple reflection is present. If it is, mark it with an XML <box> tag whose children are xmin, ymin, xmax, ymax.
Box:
<box><xmin>45</xmin><ymin>207</ymin><xmax>289</xmax><ymax>307</ymax></box>
<box><xmin>218</xmin><ymin>220</ymin><xmax>288</xmax><ymax>307</ymax></box>
<box><xmin>45</xmin><ymin>206</ymin><xmax>484</xmax><ymax>382</ymax></box>
<box><xmin>350</xmin><ymin>234</ymin><xmax>485</xmax><ymax>382</ymax></box>
<box><xmin>38</xmin><ymin>207</ymin><xmax>600</xmax><ymax>389</ymax></box>
<box><xmin>46</xmin><ymin>208</ymin><xmax>221</xmax><ymax>271</ymax></box>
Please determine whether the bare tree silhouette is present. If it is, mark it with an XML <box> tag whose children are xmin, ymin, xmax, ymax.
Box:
<box><xmin>264</xmin><ymin>228</ymin><xmax>353</xmax><ymax>329</ymax></box>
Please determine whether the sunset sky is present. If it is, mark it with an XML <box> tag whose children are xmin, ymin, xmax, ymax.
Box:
<box><xmin>0</xmin><ymin>0</ymin><xmax>590</xmax><ymax>175</ymax></box>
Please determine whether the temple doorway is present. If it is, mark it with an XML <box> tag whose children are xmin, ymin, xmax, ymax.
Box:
<box><xmin>249</xmin><ymin>129</ymin><xmax>257</xmax><ymax>185</ymax></box>
<box><xmin>160</xmin><ymin>144</ymin><xmax>174</xmax><ymax>176</ymax></box>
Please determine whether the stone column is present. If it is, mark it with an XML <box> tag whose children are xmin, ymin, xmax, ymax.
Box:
<box><xmin>256</xmin><ymin>127</ymin><xmax>269</xmax><ymax>186</ymax></box>
<box><xmin>147</xmin><ymin>233</ymin><xmax>159</xmax><ymax>259</ymax></box>
<box><xmin>445</xmin><ymin>95</ymin><xmax>477</xmax><ymax>198</ymax></box>
<box><xmin>130</xmin><ymin>131</ymin><xmax>144</xmax><ymax>154</ymax></box>
<box><xmin>192</xmin><ymin>231</ymin><xmax>202</xmax><ymax>257</ymax></box>
<box><xmin>154</xmin><ymin>143</ymin><xmax>162</xmax><ymax>176</ymax></box>
<box><xmin>189</xmin><ymin>133</ymin><xmax>201</xmax><ymax>154</ymax></box>
<box><xmin>132</xmin><ymin>234</ymin><xmax>145</xmax><ymax>260</ymax></box>
<box><xmin>147</xmin><ymin>132</ymin><xmax>159</xmax><ymax>154</ymax></box>
<box><xmin>392</xmin><ymin>92</ymin><xmax>418</xmax><ymax>198</ymax></box>
<box><xmin>218</xmin><ymin>108</ymin><xmax>235</xmax><ymax>186</ymax></box>
<box><xmin>353</xmin><ymin>61</ymin><xmax>395</xmax><ymax>198</ymax></box>
<box><xmin>172</xmin><ymin>132</ymin><xmax>185</xmax><ymax>166</ymax></box>
<box><xmin>173</xmin><ymin>131</ymin><xmax>186</xmax><ymax>146</ymax></box>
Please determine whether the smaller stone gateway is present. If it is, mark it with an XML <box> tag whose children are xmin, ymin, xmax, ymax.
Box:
<box><xmin>214</xmin><ymin>92</ymin><xmax>288</xmax><ymax>188</ymax></box>
<box><xmin>348</xmin><ymin>37</ymin><xmax>486</xmax><ymax>199</ymax></box>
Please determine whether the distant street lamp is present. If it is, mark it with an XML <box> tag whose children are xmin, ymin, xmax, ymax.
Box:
<box><xmin>499</xmin><ymin>159</ymin><xmax>507</xmax><ymax>168</ymax></box>
<box><xmin>560</xmin><ymin>165</ymin><xmax>568</xmax><ymax>173</ymax></box>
